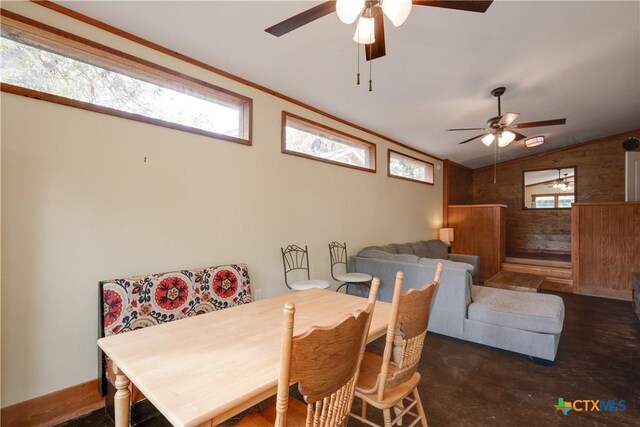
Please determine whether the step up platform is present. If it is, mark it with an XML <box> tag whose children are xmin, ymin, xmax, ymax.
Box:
<box><xmin>501</xmin><ymin>256</ymin><xmax>574</xmax><ymax>293</ymax></box>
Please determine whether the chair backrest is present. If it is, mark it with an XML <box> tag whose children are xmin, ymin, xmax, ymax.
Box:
<box><xmin>328</xmin><ymin>241</ymin><xmax>348</xmax><ymax>280</ymax></box>
<box><xmin>281</xmin><ymin>244</ymin><xmax>311</xmax><ymax>289</ymax></box>
<box><xmin>275</xmin><ymin>278</ymin><xmax>381</xmax><ymax>427</ymax></box>
<box><xmin>376</xmin><ymin>263</ymin><xmax>443</xmax><ymax>400</ymax></box>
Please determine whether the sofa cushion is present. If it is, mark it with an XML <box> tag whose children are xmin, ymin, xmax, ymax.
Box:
<box><xmin>468</xmin><ymin>286</ymin><xmax>564</xmax><ymax>334</ymax></box>
<box><xmin>417</xmin><ymin>257</ymin><xmax>473</xmax><ymax>272</ymax></box>
<box><xmin>361</xmin><ymin>245</ymin><xmax>397</xmax><ymax>254</ymax></box>
<box><xmin>393</xmin><ymin>243</ymin><xmax>415</xmax><ymax>255</ymax></box>
<box><xmin>357</xmin><ymin>250</ymin><xmax>419</xmax><ymax>264</ymax></box>
<box><xmin>410</xmin><ymin>241</ymin><xmax>431</xmax><ymax>258</ymax></box>
<box><xmin>425</xmin><ymin>239</ymin><xmax>448</xmax><ymax>260</ymax></box>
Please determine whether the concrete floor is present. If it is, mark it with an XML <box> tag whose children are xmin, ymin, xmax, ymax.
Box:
<box><xmin>59</xmin><ymin>291</ymin><xmax>640</xmax><ymax>426</ymax></box>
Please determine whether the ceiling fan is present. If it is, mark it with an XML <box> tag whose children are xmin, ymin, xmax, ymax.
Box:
<box><xmin>448</xmin><ymin>87</ymin><xmax>567</xmax><ymax>147</ymax></box>
<box><xmin>547</xmin><ymin>172</ymin><xmax>574</xmax><ymax>190</ymax></box>
<box><xmin>265</xmin><ymin>1</ymin><xmax>494</xmax><ymax>61</ymax></box>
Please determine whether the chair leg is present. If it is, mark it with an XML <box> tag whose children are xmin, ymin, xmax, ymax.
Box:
<box><xmin>383</xmin><ymin>408</ymin><xmax>393</xmax><ymax>427</ymax></box>
<box><xmin>336</xmin><ymin>283</ymin><xmax>348</xmax><ymax>293</ymax></box>
<box><xmin>412</xmin><ymin>388</ymin><xmax>428</xmax><ymax>427</ymax></box>
<box><xmin>362</xmin><ymin>401</ymin><xmax>367</xmax><ymax>419</ymax></box>
<box><xmin>394</xmin><ymin>400</ymin><xmax>404</xmax><ymax>426</ymax></box>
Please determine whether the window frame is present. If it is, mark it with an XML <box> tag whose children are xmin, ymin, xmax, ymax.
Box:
<box><xmin>0</xmin><ymin>9</ymin><xmax>252</xmax><ymax>145</ymax></box>
<box><xmin>281</xmin><ymin>111</ymin><xmax>376</xmax><ymax>173</ymax></box>
<box><xmin>387</xmin><ymin>149</ymin><xmax>435</xmax><ymax>185</ymax></box>
<box><xmin>531</xmin><ymin>193</ymin><xmax>576</xmax><ymax>209</ymax></box>
<box><xmin>522</xmin><ymin>166</ymin><xmax>578</xmax><ymax>210</ymax></box>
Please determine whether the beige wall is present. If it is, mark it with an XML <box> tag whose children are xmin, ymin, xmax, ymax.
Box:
<box><xmin>0</xmin><ymin>2</ymin><xmax>442</xmax><ymax>406</ymax></box>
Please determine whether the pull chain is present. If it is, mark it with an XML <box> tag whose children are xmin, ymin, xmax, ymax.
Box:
<box><xmin>369</xmin><ymin>22</ymin><xmax>373</xmax><ymax>92</ymax></box>
<box><xmin>369</xmin><ymin>47</ymin><xmax>372</xmax><ymax>92</ymax></box>
<box><xmin>493</xmin><ymin>138</ymin><xmax>498</xmax><ymax>184</ymax></box>
<box><xmin>356</xmin><ymin>38</ymin><xmax>360</xmax><ymax>85</ymax></box>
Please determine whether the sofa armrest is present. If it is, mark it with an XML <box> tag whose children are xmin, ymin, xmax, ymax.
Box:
<box><xmin>449</xmin><ymin>253</ymin><xmax>480</xmax><ymax>285</ymax></box>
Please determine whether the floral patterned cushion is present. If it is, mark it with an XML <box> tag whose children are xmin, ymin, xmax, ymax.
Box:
<box><xmin>99</xmin><ymin>263</ymin><xmax>252</xmax><ymax>394</ymax></box>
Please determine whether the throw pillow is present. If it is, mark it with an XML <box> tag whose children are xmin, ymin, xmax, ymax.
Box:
<box><xmin>393</xmin><ymin>243</ymin><xmax>415</xmax><ymax>255</ymax></box>
<box><xmin>426</xmin><ymin>239</ymin><xmax>448</xmax><ymax>260</ymax></box>
<box><xmin>410</xmin><ymin>242</ymin><xmax>431</xmax><ymax>258</ymax></box>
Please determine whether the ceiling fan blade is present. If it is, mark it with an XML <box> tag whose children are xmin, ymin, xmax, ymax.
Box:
<box><xmin>498</xmin><ymin>112</ymin><xmax>520</xmax><ymax>127</ymax></box>
<box><xmin>447</xmin><ymin>127</ymin><xmax>487</xmax><ymax>131</ymax></box>
<box><xmin>513</xmin><ymin>131</ymin><xmax>527</xmax><ymax>141</ymax></box>
<box><xmin>513</xmin><ymin>118</ymin><xmax>567</xmax><ymax>129</ymax></box>
<box><xmin>265</xmin><ymin>1</ymin><xmax>336</xmax><ymax>37</ymax></box>
<box><xmin>458</xmin><ymin>134</ymin><xmax>487</xmax><ymax>144</ymax></box>
<box><xmin>412</xmin><ymin>1</ymin><xmax>494</xmax><ymax>13</ymax></box>
<box><xmin>366</xmin><ymin>6</ymin><xmax>386</xmax><ymax>61</ymax></box>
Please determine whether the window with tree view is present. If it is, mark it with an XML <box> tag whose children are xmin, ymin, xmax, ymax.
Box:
<box><xmin>388</xmin><ymin>150</ymin><xmax>434</xmax><ymax>185</ymax></box>
<box><xmin>282</xmin><ymin>112</ymin><xmax>375</xmax><ymax>172</ymax></box>
<box><xmin>0</xmin><ymin>27</ymin><xmax>251</xmax><ymax>144</ymax></box>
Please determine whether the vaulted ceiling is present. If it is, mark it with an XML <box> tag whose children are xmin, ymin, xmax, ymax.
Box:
<box><xmin>58</xmin><ymin>1</ymin><xmax>640</xmax><ymax>168</ymax></box>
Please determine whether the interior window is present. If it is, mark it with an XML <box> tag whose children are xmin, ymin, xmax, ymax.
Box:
<box><xmin>524</xmin><ymin>167</ymin><xmax>576</xmax><ymax>209</ymax></box>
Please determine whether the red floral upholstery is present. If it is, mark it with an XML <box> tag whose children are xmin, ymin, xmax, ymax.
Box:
<box><xmin>99</xmin><ymin>263</ymin><xmax>252</xmax><ymax>395</ymax></box>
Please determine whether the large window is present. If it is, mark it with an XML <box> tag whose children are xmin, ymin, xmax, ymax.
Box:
<box><xmin>387</xmin><ymin>150</ymin><xmax>434</xmax><ymax>185</ymax></box>
<box><xmin>0</xmin><ymin>11</ymin><xmax>252</xmax><ymax>145</ymax></box>
<box><xmin>282</xmin><ymin>112</ymin><xmax>376</xmax><ymax>172</ymax></box>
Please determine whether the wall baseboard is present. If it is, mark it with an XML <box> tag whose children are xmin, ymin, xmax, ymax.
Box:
<box><xmin>1</xmin><ymin>379</ymin><xmax>104</xmax><ymax>427</ymax></box>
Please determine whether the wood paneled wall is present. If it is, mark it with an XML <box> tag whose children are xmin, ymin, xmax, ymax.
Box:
<box><xmin>448</xmin><ymin>204</ymin><xmax>506</xmax><ymax>281</ymax></box>
<box><xmin>472</xmin><ymin>130</ymin><xmax>638</xmax><ymax>254</ymax></box>
<box><xmin>443</xmin><ymin>160</ymin><xmax>473</xmax><ymax>226</ymax></box>
<box><xmin>572</xmin><ymin>202</ymin><xmax>640</xmax><ymax>300</ymax></box>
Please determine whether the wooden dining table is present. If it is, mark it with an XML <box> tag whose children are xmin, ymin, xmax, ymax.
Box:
<box><xmin>98</xmin><ymin>288</ymin><xmax>392</xmax><ymax>427</ymax></box>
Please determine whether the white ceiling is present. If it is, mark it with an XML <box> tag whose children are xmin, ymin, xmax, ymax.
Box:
<box><xmin>57</xmin><ymin>1</ymin><xmax>640</xmax><ymax>168</ymax></box>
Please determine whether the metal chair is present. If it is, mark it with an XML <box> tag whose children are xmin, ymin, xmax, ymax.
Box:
<box><xmin>350</xmin><ymin>263</ymin><xmax>443</xmax><ymax>427</ymax></box>
<box><xmin>237</xmin><ymin>279</ymin><xmax>380</xmax><ymax>427</ymax></box>
<box><xmin>329</xmin><ymin>241</ymin><xmax>372</xmax><ymax>294</ymax></box>
<box><xmin>281</xmin><ymin>244</ymin><xmax>331</xmax><ymax>291</ymax></box>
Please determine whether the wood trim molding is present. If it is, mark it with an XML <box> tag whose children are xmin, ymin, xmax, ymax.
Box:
<box><xmin>30</xmin><ymin>0</ymin><xmax>443</xmax><ymax>162</ymax></box>
<box><xmin>387</xmin><ymin>149</ymin><xmax>435</xmax><ymax>186</ymax></box>
<box><xmin>571</xmin><ymin>205</ymin><xmax>580</xmax><ymax>292</ymax></box>
<box><xmin>572</xmin><ymin>201</ymin><xmax>640</xmax><ymax>206</ymax></box>
<box><xmin>281</xmin><ymin>111</ymin><xmax>377</xmax><ymax>173</ymax></box>
<box><xmin>443</xmin><ymin>159</ymin><xmax>450</xmax><ymax>226</ymax></box>
<box><xmin>0</xmin><ymin>9</ymin><xmax>253</xmax><ymax>146</ymax></box>
<box><xmin>0</xmin><ymin>379</ymin><xmax>104</xmax><ymax>427</ymax></box>
<box><xmin>448</xmin><ymin>204</ymin><xmax>508</xmax><ymax>208</ymax></box>
<box><xmin>446</xmin><ymin>159</ymin><xmax>473</xmax><ymax>171</ymax></box>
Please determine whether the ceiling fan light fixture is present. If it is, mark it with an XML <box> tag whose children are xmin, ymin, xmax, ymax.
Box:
<box><xmin>353</xmin><ymin>15</ymin><xmax>376</xmax><ymax>44</ymax></box>
<box><xmin>336</xmin><ymin>0</ymin><xmax>365</xmax><ymax>24</ymax></box>
<box><xmin>481</xmin><ymin>133</ymin><xmax>495</xmax><ymax>146</ymax></box>
<box><xmin>524</xmin><ymin>135</ymin><xmax>545</xmax><ymax>147</ymax></box>
<box><xmin>381</xmin><ymin>0</ymin><xmax>412</xmax><ymax>27</ymax></box>
<box><xmin>498</xmin><ymin>130</ymin><xmax>516</xmax><ymax>147</ymax></box>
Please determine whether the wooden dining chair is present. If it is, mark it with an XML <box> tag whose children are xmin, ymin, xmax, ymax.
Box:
<box><xmin>350</xmin><ymin>263</ymin><xmax>443</xmax><ymax>427</ymax></box>
<box><xmin>237</xmin><ymin>278</ymin><xmax>381</xmax><ymax>427</ymax></box>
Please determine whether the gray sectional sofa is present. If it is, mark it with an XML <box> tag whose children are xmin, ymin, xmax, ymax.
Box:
<box><xmin>351</xmin><ymin>241</ymin><xmax>565</xmax><ymax>363</ymax></box>
<box><xmin>360</xmin><ymin>240</ymin><xmax>480</xmax><ymax>285</ymax></box>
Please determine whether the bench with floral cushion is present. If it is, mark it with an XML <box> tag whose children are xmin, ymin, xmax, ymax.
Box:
<box><xmin>99</xmin><ymin>263</ymin><xmax>252</xmax><ymax>425</ymax></box>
